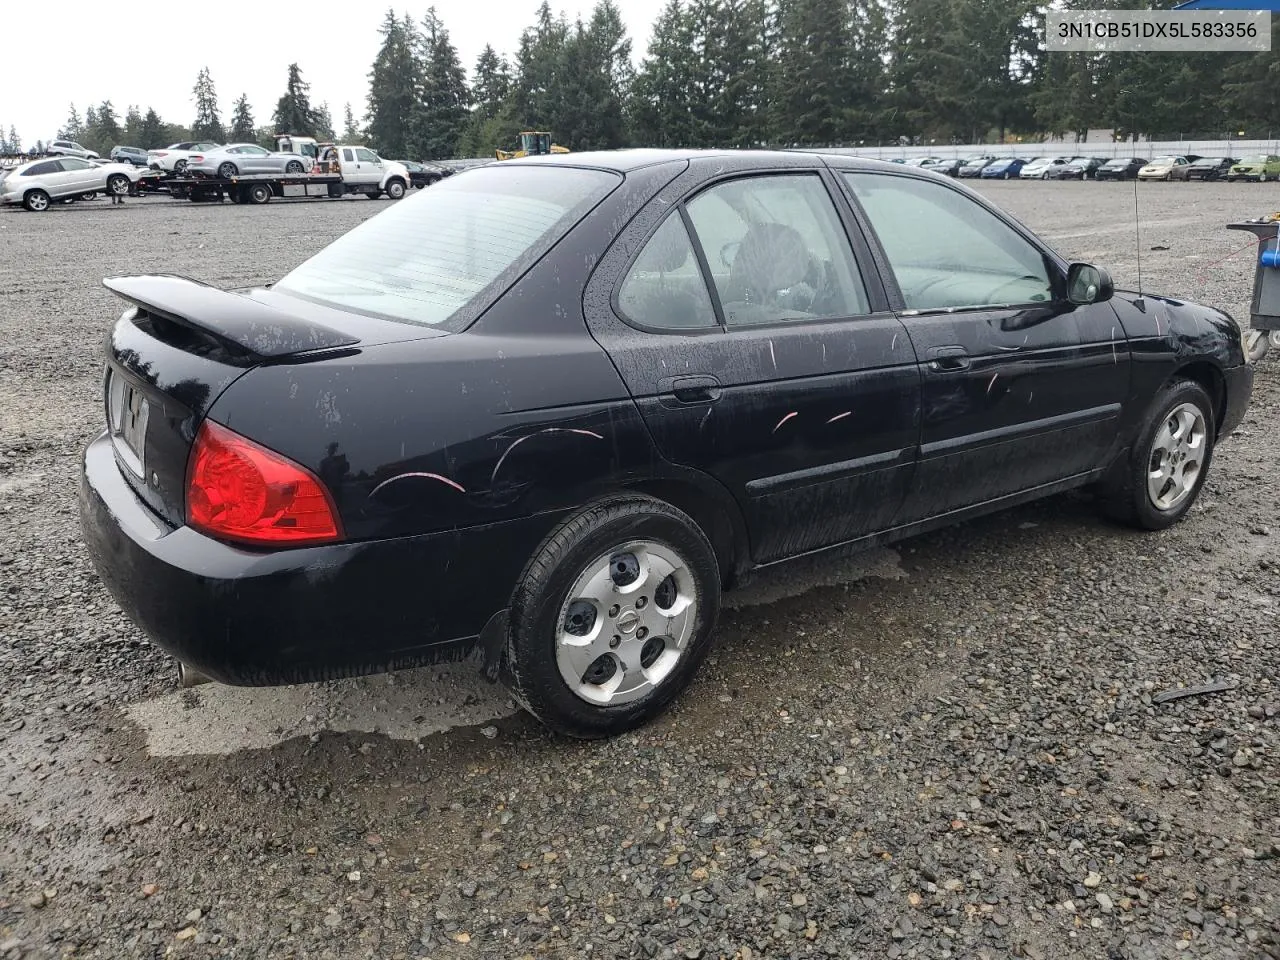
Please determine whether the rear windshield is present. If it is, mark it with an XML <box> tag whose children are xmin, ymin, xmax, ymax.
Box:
<box><xmin>273</xmin><ymin>165</ymin><xmax>619</xmax><ymax>330</ymax></box>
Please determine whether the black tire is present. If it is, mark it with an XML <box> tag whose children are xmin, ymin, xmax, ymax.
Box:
<box><xmin>1097</xmin><ymin>378</ymin><xmax>1216</xmax><ymax>531</ymax></box>
<box><xmin>247</xmin><ymin>183</ymin><xmax>272</xmax><ymax>205</ymax></box>
<box><xmin>107</xmin><ymin>174</ymin><xmax>130</xmax><ymax>196</ymax></box>
<box><xmin>23</xmin><ymin>189</ymin><xmax>50</xmax><ymax>212</ymax></box>
<box><xmin>503</xmin><ymin>495</ymin><xmax>721</xmax><ymax>739</ymax></box>
<box><xmin>425</xmin><ymin>174</ymin><xmax>442</xmax><ymax>187</ymax></box>
<box><xmin>285</xmin><ymin>160</ymin><xmax>305</xmax><ymax>174</ymax></box>
<box><xmin>79</xmin><ymin>192</ymin><xmax>97</xmax><ymax>201</ymax></box>
<box><xmin>218</xmin><ymin>161</ymin><xmax>238</xmax><ymax>179</ymax></box>
<box><xmin>385</xmin><ymin>177</ymin><xmax>406</xmax><ymax>200</ymax></box>
<box><xmin>174</xmin><ymin>159</ymin><xmax>188</xmax><ymax>174</ymax></box>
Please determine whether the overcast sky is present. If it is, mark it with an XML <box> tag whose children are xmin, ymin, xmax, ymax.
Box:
<box><xmin>3</xmin><ymin>0</ymin><xmax>667</xmax><ymax>146</ymax></box>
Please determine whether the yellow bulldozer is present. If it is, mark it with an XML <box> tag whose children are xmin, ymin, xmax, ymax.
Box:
<box><xmin>495</xmin><ymin>131</ymin><xmax>570</xmax><ymax>161</ymax></box>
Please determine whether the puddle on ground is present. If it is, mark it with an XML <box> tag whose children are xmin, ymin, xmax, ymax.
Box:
<box><xmin>125</xmin><ymin>546</ymin><xmax>905</xmax><ymax>757</ymax></box>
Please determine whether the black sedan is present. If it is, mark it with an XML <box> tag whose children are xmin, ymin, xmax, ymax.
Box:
<box><xmin>1050</xmin><ymin>156</ymin><xmax>1107</xmax><ymax>180</ymax></box>
<box><xmin>1094</xmin><ymin>157</ymin><xmax>1148</xmax><ymax>181</ymax></box>
<box><xmin>394</xmin><ymin>159</ymin><xmax>451</xmax><ymax>188</ymax></box>
<box><xmin>1178</xmin><ymin>157</ymin><xmax>1237</xmax><ymax>182</ymax></box>
<box><xmin>79</xmin><ymin>149</ymin><xmax>1254</xmax><ymax>738</ymax></box>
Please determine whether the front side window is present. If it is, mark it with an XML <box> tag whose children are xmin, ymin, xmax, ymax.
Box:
<box><xmin>618</xmin><ymin>215</ymin><xmax>717</xmax><ymax>330</ymax></box>
<box><xmin>844</xmin><ymin>172</ymin><xmax>1053</xmax><ymax>312</ymax></box>
<box><xmin>685</xmin><ymin>174</ymin><xmax>870</xmax><ymax>325</ymax></box>
<box><xmin>274</xmin><ymin>165</ymin><xmax>619</xmax><ymax>330</ymax></box>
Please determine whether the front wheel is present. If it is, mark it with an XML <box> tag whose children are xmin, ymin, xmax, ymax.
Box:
<box><xmin>1098</xmin><ymin>379</ymin><xmax>1216</xmax><ymax>530</ymax></box>
<box><xmin>285</xmin><ymin>160</ymin><xmax>305</xmax><ymax>174</ymax></box>
<box><xmin>385</xmin><ymin>178</ymin><xmax>406</xmax><ymax>200</ymax></box>
<box><xmin>503</xmin><ymin>496</ymin><xmax>721</xmax><ymax>739</ymax></box>
<box><xmin>107</xmin><ymin>174</ymin><xmax>130</xmax><ymax>196</ymax></box>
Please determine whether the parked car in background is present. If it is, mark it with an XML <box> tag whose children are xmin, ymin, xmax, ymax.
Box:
<box><xmin>78</xmin><ymin>149</ymin><xmax>1254</xmax><ymax>739</ymax></box>
<box><xmin>957</xmin><ymin>157</ymin><xmax>996</xmax><ymax>178</ymax></box>
<box><xmin>1138</xmin><ymin>156</ymin><xmax>1196</xmax><ymax>181</ymax></box>
<box><xmin>980</xmin><ymin>157</ymin><xmax>1026</xmax><ymax>179</ymax></box>
<box><xmin>0</xmin><ymin>156</ymin><xmax>142</xmax><ymax>211</ymax></box>
<box><xmin>1094</xmin><ymin>158</ymin><xmax>1148</xmax><ymax>181</ymax></box>
<box><xmin>1020</xmin><ymin>157</ymin><xmax>1070</xmax><ymax>179</ymax></box>
<box><xmin>1178</xmin><ymin>157</ymin><xmax>1236</xmax><ymax>182</ymax></box>
<box><xmin>395</xmin><ymin>160</ymin><xmax>448</xmax><ymax>188</ymax></box>
<box><xmin>110</xmin><ymin>146</ymin><xmax>149</xmax><ymax>167</ymax></box>
<box><xmin>1227</xmin><ymin>155</ymin><xmax>1280</xmax><ymax>182</ymax></box>
<box><xmin>147</xmin><ymin>141</ymin><xmax>221</xmax><ymax>174</ymax></box>
<box><xmin>903</xmin><ymin>157</ymin><xmax>941</xmax><ymax>167</ymax></box>
<box><xmin>929</xmin><ymin>158</ymin><xmax>964</xmax><ymax>177</ymax></box>
<box><xmin>46</xmin><ymin>140</ymin><xmax>100</xmax><ymax>160</ymax></box>
<box><xmin>1050</xmin><ymin>157</ymin><xmax>1107</xmax><ymax>180</ymax></box>
<box><xmin>186</xmin><ymin>143</ymin><xmax>310</xmax><ymax>178</ymax></box>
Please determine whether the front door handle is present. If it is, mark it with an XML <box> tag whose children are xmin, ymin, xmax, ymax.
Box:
<box><xmin>660</xmin><ymin>375</ymin><xmax>722</xmax><ymax>405</ymax></box>
<box><xmin>927</xmin><ymin>346</ymin><xmax>970</xmax><ymax>372</ymax></box>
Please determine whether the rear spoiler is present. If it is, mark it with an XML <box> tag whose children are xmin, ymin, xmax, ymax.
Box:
<box><xmin>102</xmin><ymin>274</ymin><xmax>359</xmax><ymax>359</ymax></box>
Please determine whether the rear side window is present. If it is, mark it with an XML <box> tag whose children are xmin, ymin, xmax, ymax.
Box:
<box><xmin>618</xmin><ymin>215</ymin><xmax>717</xmax><ymax>329</ymax></box>
<box><xmin>23</xmin><ymin>161</ymin><xmax>59</xmax><ymax>176</ymax></box>
<box><xmin>274</xmin><ymin>165</ymin><xmax>619</xmax><ymax>330</ymax></box>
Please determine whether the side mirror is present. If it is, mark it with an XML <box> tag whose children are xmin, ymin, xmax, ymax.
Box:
<box><xmin>1066</xmin><ymin>262</ymin><xmax>1114</xmax><ymax>305</ymax></box>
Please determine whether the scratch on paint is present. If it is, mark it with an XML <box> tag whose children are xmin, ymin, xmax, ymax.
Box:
<box><xmin>826</xmin><ymin>411</ymin><xmax>852</xmax><ymax>424</ymax></box>
<box><xmin>769</xmin><ymin>340</ymin><xmax>777</xmax><ymax>370</ymax></box>
<box><xmin>370</xmin><ymin>472</ymin><xmax>465</xmax><ymax>497</ymax></box>
<box><xmin>1154</xmin><ymin>314</ymin><xmax>1162</xmax><ymax>336</ymax></box>
<box><xmin>699</xmin><ymin>408</ymin><xmax>713</xmax><ymax>432</ymax></box>
<box><xmin>891</xmin><ymin>333</ymin><xmax>898</xmax><ymax>351</ymax></box>
<box><xmin>490</xmin><ymin>428</ymin><xmax>605</xmax><ymax>483</ymax></box>
<box><xmin>822</xmin><ymin>343</ymin><xmax>827</xmax><ymax>364</ymax></box>
<box><xmin>986</xmin><ymin>373</ymin><xmax>999</xmax><ymax>395</ymax></box>
<box><xmin>773</xmin><ymin>411</ymin><xmax>798</xmax><ymax>433</ymax></box>
<box><xmin>1027</xmin><ymin>390</ymin><xmax>1034</xmax><ymax>404</ymax></box>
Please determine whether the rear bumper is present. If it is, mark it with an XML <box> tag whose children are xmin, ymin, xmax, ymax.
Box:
<box><xmin>79</xmin><ymin>431</ymin><xmax>543</xmax><ymax>686</ymax></box>
<box><xmin>1221</xmin><ymin>362</ymin><xmax>1254</xmax><ymax>438</ymax></box>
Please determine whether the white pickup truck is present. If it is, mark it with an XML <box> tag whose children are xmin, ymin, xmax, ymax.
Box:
<box><xmin>277</xmin><ymin>135</ymin><xmax>409</xmax><ymax>199</ymax></box>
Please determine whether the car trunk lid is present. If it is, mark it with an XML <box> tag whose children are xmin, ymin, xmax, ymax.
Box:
<box><xmin>99</xmin><ymin>274</ymin><xmax>446</xmax><ymax>527</ymax></box>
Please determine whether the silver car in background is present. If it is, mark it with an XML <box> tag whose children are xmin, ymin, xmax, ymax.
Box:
<box><xmin>0</xmin><ymin>156</ymin><xmax>142</xmax><ymax>211</ymax></box>
<box><xmin>186</xmin><ymin>143</ymin><xmax>310</xmax><ymax>178</ymax></box>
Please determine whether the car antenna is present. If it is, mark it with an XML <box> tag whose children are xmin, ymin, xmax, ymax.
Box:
<box><xmin>1132</xmin><ymin>168</ymin><xmax>1146</xmax><ymax>310</ymax></box>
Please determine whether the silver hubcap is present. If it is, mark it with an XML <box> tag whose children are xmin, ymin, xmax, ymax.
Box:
<box><xmin>29</xmin><ymin>193</ymin><xmax>47</xmax><ymax>210</ymax></box>
<box><xmin>555</xmin><ymin>540</ymin><xmax>697</xmax><ymax>706</ymax></box>
<box><xmin>1147</xmin><ymin>402</ymin><xmax>1207</xmax><ymax>511</ymax></box>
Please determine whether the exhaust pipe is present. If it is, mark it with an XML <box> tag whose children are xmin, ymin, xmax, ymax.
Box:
<box><xmin>177</xmin><ymin>661</ymin><xmax>213</xmax><ymax>688</ymax></box>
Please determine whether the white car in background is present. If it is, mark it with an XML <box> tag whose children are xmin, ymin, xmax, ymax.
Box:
<box><xmin>0</xmin><ymin>156</ymin><xmax>144</xmax><ymax>211</ymax></box>
<box><xmin>147</xmin><ymin>141</ymin><xmax>221</xmax><ymax>174</ymax></box>
<box><xmin>1020</xmin><ymin>157</ymin><xmax>1070</xmax><ymax>179</ymax></box>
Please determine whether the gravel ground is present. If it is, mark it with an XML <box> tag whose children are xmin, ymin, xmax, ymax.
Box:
<box><xmin>0</xmin><ymin>182</ymin><xmax>1277</xmax><ymax>960</ymax></box>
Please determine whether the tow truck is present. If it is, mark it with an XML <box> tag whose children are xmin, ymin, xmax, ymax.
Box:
<box><xmin>162</xmin><ymin>135</ymin><xmax>411</xmax><ymax>205</ymax></box>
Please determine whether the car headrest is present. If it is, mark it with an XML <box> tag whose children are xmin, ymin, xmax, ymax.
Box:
<box><xmin>732</xmin><ymin>222</ymin><xmax>810</xmax><ymax>295</ymax></box>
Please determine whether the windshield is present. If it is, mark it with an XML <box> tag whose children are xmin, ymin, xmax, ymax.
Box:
<box><xmin>273</xmin><ymin>165</ymin><xmax>620</xmax><ymax>330</ymax></box>
<box><xmin>1104</xmin><ymin>160</ymin><xmax>1129</xmax><ymax>167</ymax></box>
<box><xmin>1151</xmin><ymin>157</ymin><xmax>1177</xmax><ymax>164</ymax></box>
<box><xmin>1241</xmin><ymin>156</ymin><xmax>1266</xmax><ymax>164</ymax></box>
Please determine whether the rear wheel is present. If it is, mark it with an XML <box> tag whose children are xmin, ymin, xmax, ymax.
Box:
<box><xmin>174</xmin><ymin>159</ymin><xmax>188</xmax><ymax>174</ymax></box>
<box><xmin>1098</xmin><ymin>379</ymin><xmax>1215</xmax><ymax>530</ymax></box>
<box><xmin>285</xmin><ymin>160</ymin><xmax>305</xmax><ymax>174</ymax></box>
<box><xmin>247</xmin><ymin>183</ymin><xmax>272</xmax><ymax>205</ymax></box>
<box><xmin>79</xmin><ymin>192</ymin><xmax>97</xmax><ymax>201</ymax></box>
<box><xmin>107</xmin><ymin>174</ymin><xmax>129</xmax><ymax>196</ymax></box>
<box><xmin>23</xmin><ymin>190</ymin><xmax>50</xmax><ymax>212</ymax></box>
<box><xmin>503</xmin><ymin>496</ymin><xmax>721</xmax><ymax>739</ymax></box>
<box><xmin>218</xmin><ymin>162</ymin><xmax>238</xmax><ymax>179</ymax></box>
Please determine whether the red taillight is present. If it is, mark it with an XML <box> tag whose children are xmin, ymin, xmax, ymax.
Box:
<box><xmin>185</xmin><ymin>420</ymin><xmax>342</xmax><ymax>546</ymax></box>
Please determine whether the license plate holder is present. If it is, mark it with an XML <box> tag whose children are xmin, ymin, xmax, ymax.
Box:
<box><xmin>106</xmin><ymin>368</ymin><xmax>149</xmax><ymax>477</ymax></box>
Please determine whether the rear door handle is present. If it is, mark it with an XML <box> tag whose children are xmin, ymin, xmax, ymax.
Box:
<box><xmin>927</xmin><ymin>346</ymin><xmax>970</xmax><ymax>372</ymax></box>
<box><xmin>660</xmin><ymin>375</ymin><xmax>722</xmax><ymax>405</ymax></box>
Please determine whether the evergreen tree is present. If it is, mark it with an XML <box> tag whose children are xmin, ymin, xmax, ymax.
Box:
<box><xmin>123</xmin><ymin>106</ymin><xmax>143</xmax><ymax>145</ymax></box>
<box><xmin>96</xmin><ymin>101</ymin><xmax>122</xmax><ymax>149</ymax></box>
<box><xmin>342</xmin><ymin>102</ymin><xmax>361</xmax><ymax>141</ymax></box>
<box><xmin>411</xmin><ymin>7</ymin><xmax>470</xmax><ymax>159</ymax></box>
<box><xmin>4</xmin><ymin>127</ymin><xmax>18</xmax><ymax>153</ymax></box>
<box><xmin>512</xmin><ymin>2</ymin><xmax>570</xmax><ymax>132</ymax></box>
<box><xmin>314</xmin><ymin>101</ymin><xmax>336</xmax><ymax>140</ymax></box>
<box><xmin>775</xmin><ymin>0</ymin><xmax>858</xmax><ymax>145</ymax></box>
<box><xmin>630</xmin><ymin>0</ymin><xmax>698</xmax><ymax>147</ymax></box>
<box><xmin>554</xmin><ymin>1</ymin><xmax>631</xmax><ymax>150</ymax></box>
<box><xmin>471</xmin><ymin>44</ymin><xmax>513</xmax><ymax>120</ymax></box>
<box><xmin>139</xmin><ymin>109</ymin><xmax>166</xmax><ymax>148</ymax></box>
<box><xmin>230</xmin><ymin>94</ymin><xmax>256</xmax><ymax>140</ymax></box>
<box><xmin>60</xmin><ymin>104</ymin><xmax>83</xmax><ymax>141</ymax></box>
<box><xmin>273</xmin><ymin>63</ymin><xmax>322</xmax><ymax>136</ymax></box>
<box><xmin>366</xmin><ymin>9</ymin><xmax>420</xmax><ymax>158</ymax></box>
<box><xmin>192</xmin><ymin>67</ymin><xmax>225</xmax><ymax>141</ymax></box>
